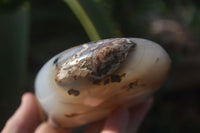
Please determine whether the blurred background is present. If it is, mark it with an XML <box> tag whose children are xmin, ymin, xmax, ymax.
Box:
<box><xmin>0</xmin><ymin>0</ymin><xmax>200</xmax><ymax>132</ymax></box>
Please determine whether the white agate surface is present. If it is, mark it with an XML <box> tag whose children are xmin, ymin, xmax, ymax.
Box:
<box><xmin>35</xmin><ymin>38</ymin><xmax>171</xmax><ymax>128</ymax></box>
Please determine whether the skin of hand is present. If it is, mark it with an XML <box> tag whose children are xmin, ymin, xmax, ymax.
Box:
<box><xmin>1</xmin><ymin>93</ymin><xmax>153</xmax><ymax>133</ymax></box>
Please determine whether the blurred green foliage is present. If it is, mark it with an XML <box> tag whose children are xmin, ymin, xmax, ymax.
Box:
<box><xmin>63</xmin><ymin>0</ymin><xmax>102</xmax><ymax>41</ymax></box>
<box><xmin>0</xmin><ymin>2</ymin><xmax>30</xmax><ymax>129</ymax></box>
<box><xmin>0</xmin><ymin>0</ymin><xmax>200</xmax><ymax>132</ymax></box>
<box><xmin>0</xmin><ymin>0</ymin><xmax>26</xmax><ymax>11</ymax></box>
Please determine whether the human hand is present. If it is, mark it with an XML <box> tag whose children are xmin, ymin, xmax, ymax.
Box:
<box><xmin>1</xmin><ymin>93</ymin><xmax>153</xmax><ymax>133</ymax></box>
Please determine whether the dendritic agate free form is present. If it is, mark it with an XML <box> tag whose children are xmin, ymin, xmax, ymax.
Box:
<box><xmin>35</xmin><ymin>38</ymin><xmax>171</xmax><ymax>128</ymax></box>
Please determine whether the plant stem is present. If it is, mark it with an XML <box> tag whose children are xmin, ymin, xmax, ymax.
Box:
<box><xmin>63</xmin><ymin>0</ymin><xmax>101</xmax><ymax>41</ymax></box>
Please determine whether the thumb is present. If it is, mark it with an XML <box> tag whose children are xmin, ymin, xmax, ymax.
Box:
<box><xmin>2</xmin><ymin>93</ymin><xmax>41</xmax><ymax>133</ymax></box>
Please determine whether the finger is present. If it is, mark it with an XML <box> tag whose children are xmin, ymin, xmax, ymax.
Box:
<box><xmin>34</xmin><ymin>122</ymin><xmax>72</xmax><ymax>133</ymax></box>
<box><xmin>2</xmin><ymin>93</ymin><xmax>41</xmax><ymax>133</ymax></box>
<box><xmin>84</xmin><ymin>119</ymin><xmax>106</xmax><ymax>133</ymax></box>
<box><xmin>127</xmin><ymin>97</ymin><xmax>153</xmax><ymax>133</ymax></box>
<box><xmin>100</xmin><ymin>107</ymin><xmax>129</xmax><ymax>133</ymax></box>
